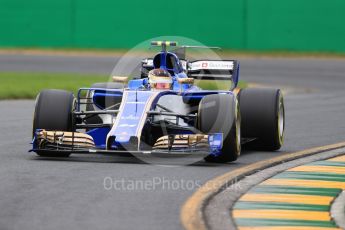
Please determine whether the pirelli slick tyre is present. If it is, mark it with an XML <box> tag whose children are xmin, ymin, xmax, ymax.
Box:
<box><xmin>33</xmin><ymin>89</ymin><xmax>75</xmax><ymax>157</ymax></box>
<box><xmin>238</xmin><ymin>88</ymin><xmax>285</xmax><ymax>151</ymax></box>
<box><xmin>198</xmin><ymin>94</ymin><xmax>241</xmax><ymax>163</ymax></box>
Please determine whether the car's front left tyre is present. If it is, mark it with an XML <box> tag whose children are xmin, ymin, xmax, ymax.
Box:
<box><xmin>198</xmin><ymin>94</ymin><xmax>241</xmax><ymax>163</ymax></box>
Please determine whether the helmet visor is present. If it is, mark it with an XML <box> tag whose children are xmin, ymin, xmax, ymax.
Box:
<box><xmin>155</xmin><ymin>82</ymin><xmax>171</xmax><ymax>90</ymax></box>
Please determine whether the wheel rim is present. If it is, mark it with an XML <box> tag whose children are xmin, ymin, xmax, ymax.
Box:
<box><xmin>32</xmin><ymin>93</ymin><xmax>41</xmax><ymax>138</ymax></box>
<box><xmin>235</xmin><ymin>102</ymin><xmax>241</xmax><ymax>154</ymax></box>
<box><xmin>278</xmin><ymin>96</ymin><xmax>285</xmax><ymax>144</ymax></box>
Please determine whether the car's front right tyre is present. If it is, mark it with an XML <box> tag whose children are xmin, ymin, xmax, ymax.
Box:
<box><xmin>32</xmin><ymin>89</ymin><xmax>75</xmax><ymax>157</ymax></box>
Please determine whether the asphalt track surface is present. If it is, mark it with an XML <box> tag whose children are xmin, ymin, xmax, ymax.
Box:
<box><xmin>0</xmin><ymin>54</ymin><xmax>345</xmax><ymax>230</ymax></box>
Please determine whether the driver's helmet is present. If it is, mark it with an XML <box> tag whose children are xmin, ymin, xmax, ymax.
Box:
<box><xmin>148</xmin><ymin>68</ymin><xmax>173</xmax><ymax>90</ymax></box>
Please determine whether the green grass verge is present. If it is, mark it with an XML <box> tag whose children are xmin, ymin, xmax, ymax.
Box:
<box><xmin>0</xmin><ymin>72</ymin><xmax>247</xmax><ymax>99</ymax></box>
<box><xmin>2</xmin><ymin>47</ymin><xmax>345</xmax><ymax>59</ymax></box>
<box><xmin>195</xmin><ymin>79</ymin><xmax>247</xmax><ymax>90</ymax></box>
<box><xmin>0</xmin><ymin>72</ymin><xmax>109</xmax><ymax>99</ymax></box>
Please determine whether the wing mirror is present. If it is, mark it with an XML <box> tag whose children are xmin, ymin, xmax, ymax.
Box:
<box><xmin>112</xmin><ymin>76</ymin><xmax>128</xmax><ymax>84</ymax></box>
<box><xmin>178</xmin><ymin>78</ymin><xmax>194</xmax><ymax>84</ymax></box>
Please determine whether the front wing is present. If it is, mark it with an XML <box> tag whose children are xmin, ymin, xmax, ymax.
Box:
<box><xmin>31</xmin><ymin>130</ymin><xmax>224</xmax><ymax>157</ymax></box>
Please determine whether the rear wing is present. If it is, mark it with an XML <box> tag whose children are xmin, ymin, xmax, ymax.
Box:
<box><xmin>140</xmin><ymin>58</ymin><xmax>240</xmax><ymax>87</ymax></box>
<box><xmin>187</xmin><ymin>60</ymin><xmax>240</xmax><ymax>87</ymax></box>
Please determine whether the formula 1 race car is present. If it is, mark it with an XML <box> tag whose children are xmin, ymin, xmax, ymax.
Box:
<box><xmin>30</xmin><ymin>41</ymin><xmax>285</xmax><ymax>163</ymax></box>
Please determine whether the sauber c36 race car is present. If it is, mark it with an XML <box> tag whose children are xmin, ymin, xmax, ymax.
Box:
<box><xmin>30</xmin><ymin>41</ymin><xmax>285</xmax><ymax>163</ymax></box>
